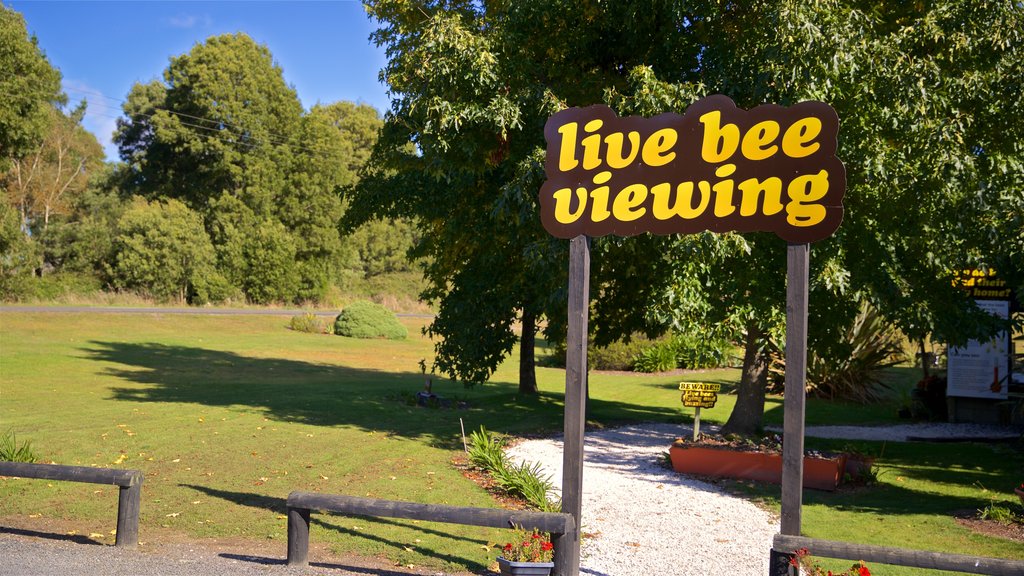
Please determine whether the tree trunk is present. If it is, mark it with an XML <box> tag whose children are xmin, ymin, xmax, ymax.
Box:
<box><xmin>721</xmin><ymin>321</ymin><xmax>770</xmax><ymax>436</ymax></box>
<box><xmin>918</xmin><ymin>338</ymin><xmax>930</xmax><ymax>380</ymax></box>
<box><xmin>518</xmin><ymin>307</ymin><xmax>538</xmax><ymax>395</ymax></box>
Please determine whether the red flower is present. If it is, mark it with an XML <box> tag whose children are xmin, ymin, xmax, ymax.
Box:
<box><xmin>542</xmin><ymin>542</ymin><xmax>553</xmax><ymax>551</ymax></box>
<box><xmin>532</xmin><ymin>533</ymin><xmax>542</xmax><ymax>539</ymax></box>
<box><xmin>859</xmin><ymin>566</ymin><xmax>871</xmax><ymax>576</ymax></box>
<box><xmin>503</xmin><ymin>544</ymin><xmax>512</xmax><ymax>553</ymax></box>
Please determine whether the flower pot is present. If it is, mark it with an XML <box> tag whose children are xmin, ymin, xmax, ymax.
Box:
<box><xmin>668</xmin><ymin>445</ymin><xmax>845</xmax><ymax>491</ymax></box>
<box><xmin>497</xmin><ymin>557</ymin><xmax>554</xmax><ymax>576</ymax></box>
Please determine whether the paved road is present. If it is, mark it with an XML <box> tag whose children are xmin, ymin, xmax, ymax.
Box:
<box><xmin>0</xmin><ymin>530</ymin><xmax>466</xmax><ymax>576</ymax></box>
<box><xmin>0</xmin><ymin>305</ymin><xmax>433</xmax><ymax>318</ymax></box>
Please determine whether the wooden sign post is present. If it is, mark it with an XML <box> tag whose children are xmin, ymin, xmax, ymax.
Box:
<box><xmin>678</xmin><ymin>382</ymin><xmax>721</xmax><ymax>440</ymax></box>
<box><xmin>539</xmin><ymin>94</ymin><xmax>844</xmax><ymax>576</ymax></box>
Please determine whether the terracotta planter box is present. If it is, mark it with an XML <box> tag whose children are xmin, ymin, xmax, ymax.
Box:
<box><xmin>669</xmin><ymin>445</ymin><xmax>845</xmax><ymax>491</ymax></box>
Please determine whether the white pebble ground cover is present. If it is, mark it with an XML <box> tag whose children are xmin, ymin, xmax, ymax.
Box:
<box><xmin>505</xmin><ymin>423</ymin><xmax>777</xmax><ymax>576</ymax></box>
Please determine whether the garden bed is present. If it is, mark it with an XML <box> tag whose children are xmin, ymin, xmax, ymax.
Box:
<box><xmin>668</xmin><ymin>436</ymin><xmax>847</xmax><ymax>491</ymax></box>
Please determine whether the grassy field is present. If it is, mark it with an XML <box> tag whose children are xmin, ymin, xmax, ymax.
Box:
<box><xmin>0</xmin><ymin>311</ymin><xmax>1021</xmax><ymax>573</ymax></box>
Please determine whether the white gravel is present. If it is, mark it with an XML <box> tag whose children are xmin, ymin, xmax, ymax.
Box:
<box><xmin>505</xmin><ymin>423</ymin><xmax>778</xmax><ymax>576</ymax></box>
<box><xmin>505</xmin><ymin>420</ymin><xmax>1023</xmax><ymax>576</ymax></box>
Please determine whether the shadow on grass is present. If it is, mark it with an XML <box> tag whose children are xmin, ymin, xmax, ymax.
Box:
<box><xmin>184</xmin><ymin>484</ymin><xmax>492</xmax><ymax>572</ymax></box>
<box><xmin>747</xmin><ymin>438</ymin><xmax>1024</xmax><ymax>518</ymax></box>
<box><xmin>86</xmin><ymin>341</ymin><xmax>678</xmax><ymax>439</ymax></box>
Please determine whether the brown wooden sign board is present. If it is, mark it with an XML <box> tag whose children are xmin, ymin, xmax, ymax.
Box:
<box><xmin>543</xmin><ymin>95</ymin><xmax>844</xmax><ymax>576</ymax></box>
<box><xmin>540</xmin><ymin>95</ymin><xmax>845</xmax><ymax>242</ymax></box>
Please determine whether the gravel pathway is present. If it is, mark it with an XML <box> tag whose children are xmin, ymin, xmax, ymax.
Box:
<box><xmin>506</xmin><ymin>423</ymin><xmax>778</xmax><ymax>576</ymax></box>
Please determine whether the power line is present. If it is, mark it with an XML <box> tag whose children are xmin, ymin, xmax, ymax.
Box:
<box><xmin>14</xmin><ymin>85</ymin><xmax>336</xmax><ymax>159</ymax></box>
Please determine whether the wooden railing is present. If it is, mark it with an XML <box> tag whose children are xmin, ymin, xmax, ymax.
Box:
<box><xmin>286</xmin><ymin>491</ymin><xmax>574</xmax><ymax>570</ymax></box>
<box><xmin>0</xmin><ymin>461</ymin><xmax>143</xmax><ymax>547</ymax></box>
<box><xmin>772</xmin><ymin>534</ymin><xmax>1024</xmax><ymax>576</ymax></box>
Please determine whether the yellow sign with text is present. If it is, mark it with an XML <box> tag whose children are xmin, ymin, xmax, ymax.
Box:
<box><xmin>540</xmin><ymin>95</ymin><xmax>845</xmax><ymax>243</ymax></box>
<box><xmin>679</xmin><ymin>382</ymin><xmax>720</xmax><ymax>408</ymax></box>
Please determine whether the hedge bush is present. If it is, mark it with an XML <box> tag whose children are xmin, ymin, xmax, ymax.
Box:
<box><xmin>288</xmin><ymin>313</ymin><xmax>327</xmax><ymax>334</ymax></box>
<box><xmin>333</xmin><ymin>300</ymin><xmax>407</xmax><ymax>339</ymax></box>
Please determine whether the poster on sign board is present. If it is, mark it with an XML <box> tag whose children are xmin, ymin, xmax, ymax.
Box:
<box><xmin>947</xmin><ymin>300</ymin><xmax>1011</xmax><ymax>400</ymax></box>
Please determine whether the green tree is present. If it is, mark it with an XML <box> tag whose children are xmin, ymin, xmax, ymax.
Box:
<box><xmin>42</xmin><ymin>164</ymin><xmax>130</xmax><ymax>281</ymax></box>
<box><xmin>112</xmin><ymin>197</ymin><xmax>227</xmax><ymax>303</ymax></box>
<box><xmin>356</xmin><ymin>1</ymin><xmax>1023</xmax><ymax>415</ymax></box>
<box><xmin>342</xmin><ymin>218</ymin><xmax>419</xmax><ymax>278</ymax></box>
<box><xmin>0</xmin><ymin>5</ymin><xmax>64</xmax><ymax>166</ymax></box>
<box><xmin>3</xmin><ymin>102</ymin><xmax>104</xmax><ymax>234</ymax></box>
<box><xmin>114</xmin><ymin>33</ymin><xmax>360</xmax><ymax>303</ymax></box>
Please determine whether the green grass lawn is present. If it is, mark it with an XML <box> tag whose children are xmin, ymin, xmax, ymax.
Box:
<box><xmin>1</xmin><ymin>311</ymin><xmax>1021</xmax><ymax>573</ymax></box>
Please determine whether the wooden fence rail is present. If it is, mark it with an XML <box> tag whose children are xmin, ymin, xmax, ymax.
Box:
<box><xmin>286</xmin><ymin>491</ymin><xmax>575</xmax><ymax>569</ymax></box>
<box><xmin>0</xmin><ymin>461</ymin><xmax>143</xmax><ymax>547</ymax></box>
<box><xmin>773</xmin><ymin>534</ymin><xmax>1024</xmax><ymax>576</ymax></box>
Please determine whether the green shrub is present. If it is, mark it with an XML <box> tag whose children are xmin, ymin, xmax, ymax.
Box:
<box><xmin>466</xmin><ymin>427</ymin><xmax>557</xmax><ymax>511</ymax></box>
<box><xmin>0</xmin><ymin>430</ymin><xmax>38</xmax><ymax>463</ymax></box>
<box><xmin>467</xmin><ymin>426</ymin><xmax>508</xmax><ymax>471</ymax></box>
<box><xmin>978</xmin><ymin>503</ymin><xmax>1022</xmax><ymax>525</ymax></box>
<box><xmin>806</xmin><ymin>302</ymin><xmax>904</xmax><ymax>403</ymax></box>
<box><xmin>588</xmin><ymin>338</ymin><xmax>653</xmax><ymax>371</ymax></box>
<box><xmin>498</xmin><ymin>461</ymin><xmax>559</xmax><ymax>512</ymax></box>
<box><xmin>632</xmin><ymin>342</ymin><xmax>678</xmax><ymax>372</ymax></box>
<box><xmin>769</xmin><ymin>301</ymin><xmax>904</xmax><ymax>403</ymax></box>
<box><xmin>288</xmin><ymin>313</ymin><xmax>328</xmax><ymax>334</ymax></box>
<box><xmin>333</xmin><ymin>300</ymin><xmax>407</xmax><ymax>339</ymax></box>
<box><xmin>546</xmin><ymin>335</ymin><xmax>661</xmax><ymax>371</ymax></box>
<box><xmin>673</xmin><ymin>333</ymin><xmax>735</xmax><ymax>369</ymax></box>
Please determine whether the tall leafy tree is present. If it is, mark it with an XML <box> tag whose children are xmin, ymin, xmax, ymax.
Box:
<box><xmin>114</xmin><ymin>33</ymin><xmax>355</xmax><ymax>303</ymax></box>
<box><xmin>356</xmin><ymin>1</ymin><xmax>1022</xmax><ymax>419</ymax></box>
<box><xmin>0</xmin><ymin>5</ymin><xmax>63</xmax><ymax>166</ymax></box>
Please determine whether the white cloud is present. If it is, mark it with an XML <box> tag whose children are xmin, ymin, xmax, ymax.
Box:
<box><xmin>62</xmin><ymin>79</ymin><xmax>123</xmax><ymax>161</ymax></box>
<box><xmin>167</xmin><ymin>14</ymin><xmax>212</xmax><ymax>29</ymax></box>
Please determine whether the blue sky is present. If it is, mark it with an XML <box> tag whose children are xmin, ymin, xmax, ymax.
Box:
<box><xmin>9</xmin><ymin>0</ymin><xmax>390</xmax><ymax>160</ymax></box>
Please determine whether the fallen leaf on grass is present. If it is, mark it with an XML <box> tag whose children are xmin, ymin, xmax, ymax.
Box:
<box><xmin>403</xmin><ymin>546</ymin><xmax>415</xmax><ymax>552</ymax></box>
<box><xmin>89</xmin><ymin>533</ymin><xmax>104</xmax><ymax>539</ymax></box>
<box><xmin>28</xmin><ymin>514</ymin><xmax>41</xmax><ymax>518</ymax></box>
<box><xmin>171</xmin><ymin>459</ymin><xmax>181</xmax><ymax>463</ymax></box>
<box><xmin>109</xmin><ymin>529</ymin><xmax>117</xmax><ymax>536</ymax></box>
<box><xmin>165</xmin><ymin>512</ymin><xmax>180</xmax><ymax>518</ymax></box>
<box><xmin>191</xmin><ymin>501</ymin><xmax>202</xmax><ymax>505</ymax></box>
<box><xmin>66</xmin><ymin>531</ymin><xmax>77</xmax><ymax>536</ymax></box>
<box><xmin>319</xmin><ymin>475</ymin><xmax>329</xmax><ymax>480</ymax></box>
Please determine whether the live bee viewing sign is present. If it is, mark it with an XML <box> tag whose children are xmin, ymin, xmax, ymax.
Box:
<box><xmin>679</xmin><ymin>381</ymin><xmax>721</xmax><ymax>409</ymax></box>
<box><xmin>540</xmin><ymin>95</ymin><xmax>845</xmax><ymax>243</ymax></box>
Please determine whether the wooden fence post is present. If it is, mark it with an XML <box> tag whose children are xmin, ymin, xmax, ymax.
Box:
<box><xmin>287</xmin><ymin>506</ymin><xmax>311</xmax><ymax>566</ymax></box>
<box><xmin>114</xmin><ymin>472</ymin><xmax>142</xmax><ymax>547</ymax></box>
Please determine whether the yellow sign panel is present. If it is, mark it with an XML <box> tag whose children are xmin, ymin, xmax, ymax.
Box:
<box><xmin>679</xmin><ymin>382</ymin><xmax>719</xmax><ymax>408</ymax></box>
